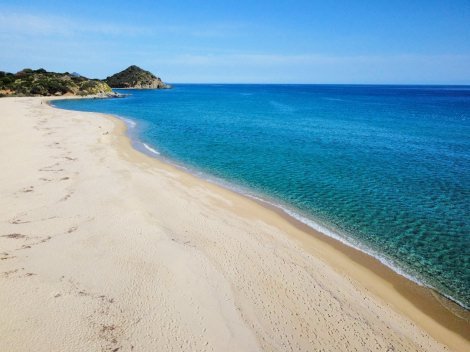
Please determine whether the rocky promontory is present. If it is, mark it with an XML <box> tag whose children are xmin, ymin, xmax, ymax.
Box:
<box><xmin>105</xmin><ymin>65</ymin><xmax>171</xmax><ymax>89</ymax></box>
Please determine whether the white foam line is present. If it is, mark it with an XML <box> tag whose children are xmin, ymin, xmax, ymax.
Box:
<box><xmin>168</xmin><ymin>169</ymin><xmax>469</xmax><ymax>309</ymax></box>
<box><xmin>248</xmin><ymin>193</ymin><xmax>469</xmax><ymax>309</ymax></box>
<box><xmin>121</xmin><ymin>117</ymin><xmax>137</xmax><ymax>128</ymax></box>
<box><xmin>142</xmin><ymin>143</ymin><xmax>160</xmax><ymax>155</ymax></box>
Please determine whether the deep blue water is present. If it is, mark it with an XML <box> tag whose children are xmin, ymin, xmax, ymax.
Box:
<box><xmin>54</xmin><ymin>85</ymin><xmax>470</xmax><ymax>308</ymax></box>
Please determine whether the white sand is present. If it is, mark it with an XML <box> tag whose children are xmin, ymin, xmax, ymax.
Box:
<box><xmin>0</xmin><ymin>97</ymin><xmax>467</xmax><ymax>351</ymax></box>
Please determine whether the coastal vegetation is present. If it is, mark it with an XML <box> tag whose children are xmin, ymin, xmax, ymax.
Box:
<box><xmin>0</xmin><ymin>69</ymin><xmax>113</xmax><ymax>97</ymax></box>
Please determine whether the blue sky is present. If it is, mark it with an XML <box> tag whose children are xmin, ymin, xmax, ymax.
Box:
<box><xmin>1</xmin><ymin>0</ymin><xmax>469</xmax><ymax>83</ymax></box>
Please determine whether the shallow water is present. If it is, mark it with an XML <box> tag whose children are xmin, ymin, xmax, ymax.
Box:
<box><xmin>54</xmin><ymin>84</ymin><xmax>470</xmax><ymax>308</ymax></box>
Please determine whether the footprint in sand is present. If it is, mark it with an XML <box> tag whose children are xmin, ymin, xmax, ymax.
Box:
<box><xmin>20</xmin><ymin>186</ymin><xmax>34</xmax><ymax>193</ymax></box>
<box><xmin>67</xmin><ymin>226</ymin><xmax>78</xmax><ymax>234</ymax></box>
<box><xmin>1</xmin><ymin>269</ymin><xmax>20</xmax><ymax>278</ymax></box>
<box><xmin>60</xmin><ymin>192</ymin><xmax>74</xmax><ymax>201</ymax></box>
<box><xmin>1</xmin><ymin>268</ymin><xmax>36</xmax><ymax>279</ymax></box>
<box><xmin>9</xmin><ymin>218</ymin><xmax>31</xmax><ymax>225</ymax></box>
<box><xmin>16</xmin><ymin>235</ymin><xmax>52</xmax><ymax>251</ymax></box>
<box><xmin>1</xmin><ymin>233</ymin><xmax>27</xmax><ymax>239</ymax></box>
<box><xmin>39</xmin><ymin>162</ymin><xmax>64</xmax><ymax>172</ymax></box>
<box><xmin>0</xmin><ymin>252</ymin><xmax>16</xmax><ymax>261</ymax></box>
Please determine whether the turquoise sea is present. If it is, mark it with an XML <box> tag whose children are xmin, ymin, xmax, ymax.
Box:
<box><xmin>54</xmin><ymin>85</ymin><xmax>470</xmax><ymax>309</ymax></box>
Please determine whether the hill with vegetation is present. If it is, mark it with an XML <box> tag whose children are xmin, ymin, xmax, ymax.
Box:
<box><xmin>105</xmin><ymin>65</ymin><xmax>171</xmax><ymax>89</ymax></box>
<box><xmin>0</xmin><ymin>69</ymin><xmax>114</xmax><ymax>97</ymax></box>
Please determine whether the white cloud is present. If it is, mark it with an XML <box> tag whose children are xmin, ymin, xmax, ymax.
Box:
<box><xmin>154</xmin><ymin>52</ymin><xmax>470</xmax><ymax>67</ymax></box>
<box><xmin>0</xmin><ymin>11</ymin><xmax>245</xmax><ymax>39</ymax></box>
<box><xmin>145</xmin><ymin>52</ymin><xmax>470</xmax><ymax>84</ymax></box>
<box><xmin>0</xmin><ymin>12</ymin><xmax>153</xmax><ymax>37</ymax></box>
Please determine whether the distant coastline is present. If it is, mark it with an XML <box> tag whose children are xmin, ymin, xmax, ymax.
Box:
<box><xmin>0</xmin><ymin>65</ymin><xmax>170</xmax><ymax>97</ymax></box>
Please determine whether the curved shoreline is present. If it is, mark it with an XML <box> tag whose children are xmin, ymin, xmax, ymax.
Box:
<box><xmin>48</xmin><ymin>96</ymin><xmax>469</xmax><ymax>350</ymax></box>
<box><xmin>52</xmin><ymin>98</ymin><xmax>468</xmax><ymax>310</ymax></box>
<box><xmin>51</xmin><ymin>96</ymin><xmax>469</xmax><ymax>309</ymax></box>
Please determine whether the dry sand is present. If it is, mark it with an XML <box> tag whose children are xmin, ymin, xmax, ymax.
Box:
<box><xmin>0</xmin><ymin>97</ymin><xmax>468</xmax><ymax>351</ymax></box>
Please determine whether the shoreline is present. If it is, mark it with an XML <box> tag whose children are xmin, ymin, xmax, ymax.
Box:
<box><xmin>50</xmin><ymin>96</ymin><xmax>469</xmax><ymax>346</ymax></box>
<box><xmin>1</xmin><ymin>96</ymin><xmax>468</xmax><ymax>351</ymax></box>
<box><xmin>52</xmin><ymin>97</ymin><xmax>469</xmax><ymax>312</ymax></box>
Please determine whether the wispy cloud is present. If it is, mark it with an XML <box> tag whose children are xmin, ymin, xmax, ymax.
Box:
<box><xmin>144</xmin><ymin>52</ymin><xmax>470</xmax><ymax>84</ymax></box>
<box><xmin>0</xmin><ymin>12</ymin><xmax>153</xmax><ymax>37</ymax></box>
<box><xmin>0</xmin><ymin>11</ymin><xmax>246</xmax><ymax>39</ymax></box>
<box><xmin>155</xmin><ymin>52</ymin><xmax>470</xmax><ymax>67</ymax></box>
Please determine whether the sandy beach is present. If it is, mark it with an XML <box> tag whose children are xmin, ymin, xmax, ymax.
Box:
<box><xmin>0</xmin><ymin>97</ymin><xmax>468</xmax><ymax>351</ymax></box>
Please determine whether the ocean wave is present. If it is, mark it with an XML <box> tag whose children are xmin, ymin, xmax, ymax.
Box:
<box><xmin>142</xmin><ymin>143</ymin><xmax>160</xmax><ymax>155</ymax></box>
<box><xmin>121</xmin><ymin>117</ymin><xmax>137</xmax><ymax>128</ymax></box>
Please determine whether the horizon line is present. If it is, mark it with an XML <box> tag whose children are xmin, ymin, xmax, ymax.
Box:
<box><xmin>117</xmin><ymin>82</ymin><xmax>470</xmax><ymax>86</ymax></box>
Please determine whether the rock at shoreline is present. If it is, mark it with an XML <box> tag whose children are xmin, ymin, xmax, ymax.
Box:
<box><xmin>105</xmin><ymin>65</ymin><xmax>171</xmax><ymax>89</ymax></box>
